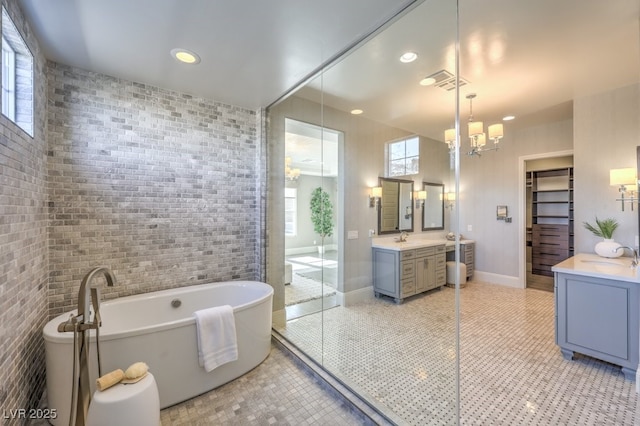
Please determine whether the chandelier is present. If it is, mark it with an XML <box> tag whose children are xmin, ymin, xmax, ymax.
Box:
<box><xmin>285</xmin><ymin>157</ymin><xmax>300</xmax><ymax>181</ymax></box>
<box><xmin>444</xmin><ymin>93</ymin><xmax>504</xmax><ymax>157</ymax></box>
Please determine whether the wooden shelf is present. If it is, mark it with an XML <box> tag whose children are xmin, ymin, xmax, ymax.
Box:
<box><xmin>529</xmin><ymin>167</ymin><xmax>574</xmax><ymax>278</ymax></box>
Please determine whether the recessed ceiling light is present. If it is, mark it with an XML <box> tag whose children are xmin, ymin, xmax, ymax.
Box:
<box><xmin>170</xmin><ymin>48</ymin><xmax>201</xmax><ymax>64</ymax></box>
<box><xmin>419</xmin><ymin>77</ymin><xmax>436</xmax><ymax>86</ymax></box>
<box><xmin>351</xmin><ymin>109</ymin><xmax>363</xmax><ymax>115</ymax></box>
<box><xmin>399</xmin><ymin>52</ymin><xmax>418</xmax><ymax>63</ymax></box>
<box><xmin>503</xmin><ymin>115</ymin><xmax>515</xmax><ymax>121</ymax></box>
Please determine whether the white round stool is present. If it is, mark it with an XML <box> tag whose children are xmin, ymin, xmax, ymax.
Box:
<box><xmin>446</xmin><ymin>261</ymin><xmax>467</xmax><ymax>288</ymax></box>
<box><xmin>87</xmin><ymin>373</ymin><xmax>160</xmax><ymax>426</ymax></box>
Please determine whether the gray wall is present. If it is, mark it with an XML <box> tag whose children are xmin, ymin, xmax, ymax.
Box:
<box><xmin>285</xmin><ymin>175</ymin><xmax>337</xmax><ymax>251</ymax></box>
<box><xmin>457</xmin><ymin>83</ymin><xmax>640</xmax><ymax>280</ymax></box>
<box><xmin>574</xmin><ymin>84</ymin><xmax>640</xmax><ymax>253</ymax></box>
<box><xmin>46</xmin><ymin>63</ymin><xmax>263</xmax><ymax>317</ymax></box>
<box><xmin>458</xmin><ymin>119</ymin><xmax>574</xmax><ymax>278</ymax></box>
<box><xmin>267</xmin><ymin>94</ymin><xmax>450</xmax><ymax>305</ymax></box>
<box><xmin>0</xmin><ymin>0</ymin><xmax>49</xmax><ymax>415</ymax></box>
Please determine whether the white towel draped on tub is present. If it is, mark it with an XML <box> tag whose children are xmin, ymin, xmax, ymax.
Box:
<box><xmin>194</xmin><ymin>305</ymin><xmax>238</xmax><ymax>372</ymax></box>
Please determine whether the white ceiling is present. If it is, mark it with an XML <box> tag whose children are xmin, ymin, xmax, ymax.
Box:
<box><xmin>296</xmin><ymin>0</ymin><xmax>640</xmax><ymax>140</ymax></box>
<box><xmin>17</xmin><ymin>0</ymin><xmax>417</xmax><ymax>109</ymax></box>
<box><xmin>16</xmin><ymin>0</ymin><xmax>640</xmax><ymax>151</ymax></box>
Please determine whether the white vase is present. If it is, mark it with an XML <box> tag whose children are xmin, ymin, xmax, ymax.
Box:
<box><xmin>595</xmin><ymin>239</ymin><xmax>622</xmax><ymax>258</ymax></box>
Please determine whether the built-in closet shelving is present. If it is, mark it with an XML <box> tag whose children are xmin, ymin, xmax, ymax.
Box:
<box><xmin>526</xmin><ymin>167</ymin><xmax>574</xmax><ymax>277</ymax></box>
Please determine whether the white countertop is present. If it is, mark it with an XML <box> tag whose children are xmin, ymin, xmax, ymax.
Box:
<box><xmin>371</xmin><ymin>237</ymin><xmax>475</xmax><ymax>252</ymax></box>
<box><xmin>552</xmin><ymin>253</ymin><xmax>640</xmax><ymax>283</ymax></box>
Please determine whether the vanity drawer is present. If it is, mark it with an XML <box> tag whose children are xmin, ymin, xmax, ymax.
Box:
<box><xmin>436</xmin><ymin>271</ymin><xmax>446</xmax><ymax>285</ymax></box>
<box><xmin>435</xmin><ymin>245</ymin><xmax>446</xmax><ymax>254</ymax></box>
<box><xmin>401</xmin><ymin>250</ymin><xmax>415</xmax><ymax>261</ymax></box>
<box><xmin>416</xmin><ymin>247</ymin><xmax>435</xmax><ymax>257</ymax></box>
<box><xmin>401</xmin><ymin>279</ymin><xmax>416</xmax><ymax>297</ymax></box>
<box><xmin>401</xmin><ymin>260</ymin><xmax>415</xmax><ymax>278</ymax></box>
<box><xmin>435</xmin><ymin>254</ymin><xmax>446</xmax><ymax>270</ymax></box>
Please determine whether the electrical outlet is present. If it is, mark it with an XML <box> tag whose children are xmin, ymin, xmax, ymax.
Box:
<box><xmin>467</xmin><ymin>225</ymin><xmax>473</xmax><ymax>232</ymax></box>
<box><xmin>368</xmin><ymin>229</ymin><xmax>376</xmax><ymax>237</ymax></box>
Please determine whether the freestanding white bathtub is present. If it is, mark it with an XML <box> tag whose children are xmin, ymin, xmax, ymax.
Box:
<box><xmin>43</xmin><ymin>281</ymin><xmax>273</xmax><ymax>426</ymax></box>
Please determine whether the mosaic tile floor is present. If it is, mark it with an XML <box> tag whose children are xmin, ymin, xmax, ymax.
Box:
<box><xmin>276</xmin><ymin>281</ymin><xmax>640</xmax><ymax>425</ymax></box>
<box><xmin>159</xmin><ymin>342</ymin><xmax>364</xmax><ymax>425</ymax></box>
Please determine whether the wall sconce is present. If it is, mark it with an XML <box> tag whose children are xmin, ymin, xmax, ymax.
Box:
<box><xmin>444</xmin><ymin>191</ymin><xmax>456</xmax><ymax>209</ymax></box>
<box><xmin>610</xmin><ymin>168</ymin><xmax>638</xmax><ymax>211</ymax></box>
<box><xmin>444</xmin><ymin>128</ymin><xmax>457</xmax><ymax>152</ymax></box>
<box><xmin>414</xmin><ymin>190</ymin><xmax>427</xmax><ymax>209</ymax></box>
<box><xmin>369</xmin><ymin>186</ymin><xmax>382</xmax><ymax>208</ymax></box>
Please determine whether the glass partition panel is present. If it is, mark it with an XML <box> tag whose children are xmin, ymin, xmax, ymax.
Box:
<box><xmin>268</xmin><ymin>0</ymin><xmax>640</xmax><ymax>423</ymax></box>
<box><xmin>268</xmin><ymin>69</ymin><xmax>331</xmax><ymax>362</ymax></box>
<box><xmin>270</xmin><ymin>0</ymin><xmax>460</xmax><ymax>423</ymax></box>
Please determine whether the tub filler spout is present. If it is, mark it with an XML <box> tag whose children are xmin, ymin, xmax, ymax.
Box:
<box><xmin>57</xmin><ymin>266</ymin><xmax>117</xmax><ymax>426</ymax></box>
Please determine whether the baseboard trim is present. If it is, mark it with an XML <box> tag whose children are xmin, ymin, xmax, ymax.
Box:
<box><xmin>336</xmin><ymin>286</ymin><xmax>374</xmax><ymax>307</ymax></box>
<box><xmin>473</xmin><ymin>271</ymin><xmax>523</xmax><ymax>288</ymax></box>
<box><xmin>285</xmin><ymin>245</ymin><xmax>338</xmax><ymax>256</ymax></box>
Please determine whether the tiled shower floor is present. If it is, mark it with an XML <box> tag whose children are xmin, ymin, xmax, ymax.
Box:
<box><xmin>276</xmin><ymin>280</ymin><xmax>640</xmax><ymax>425</ymax></box>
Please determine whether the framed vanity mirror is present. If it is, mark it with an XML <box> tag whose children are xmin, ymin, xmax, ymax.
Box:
<box><xmin>378</xmin><ymin>177</ymin><xmax>414</xmax><ymax>234</ymax></box>
<box><xmin>422</xmin><ymin>182</ymin><xmax>444</xmax><ymax>231</ymax></box>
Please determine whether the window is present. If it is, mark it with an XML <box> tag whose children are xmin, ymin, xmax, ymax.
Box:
<box><xmin>284</xmin><ymin>188</ymin><xmax>297</xmax><ymax>236</ymax></box>
<box><xmin>2</xmin><ymin>36</ymin><xmax>15</xmax><ymax>121</ymax></box>
<box><xmin>386</xmin><ymin>136</ymin><xmax>419</xmax><ymax>176</ymax></box>
<box><xmin>2</xmin><ymin>7</ymin><xmax>33</xmax><ymax>136</ymax></box>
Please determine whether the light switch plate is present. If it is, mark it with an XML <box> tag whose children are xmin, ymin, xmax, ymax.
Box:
<box><xmin>348</xmin><ymin>230</ymin><xmax>359</xmax><ymax>240</ymax></box>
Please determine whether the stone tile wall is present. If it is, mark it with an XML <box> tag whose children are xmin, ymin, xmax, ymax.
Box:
<box><xmin>46</xmin><ymin>63</ymin><xmax>261</xmax><ymax>317</ymax></box>
<box><xmin>0</xmin><ymin>0</ymin><xmax>49</xmax><ymax>419</ymax></box>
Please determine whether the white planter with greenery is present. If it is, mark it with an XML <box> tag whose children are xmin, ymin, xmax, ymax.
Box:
<box><xmin>583</xmin><ymin>217</ymin><xmax>622</xmax><ymax>258</ymax></box>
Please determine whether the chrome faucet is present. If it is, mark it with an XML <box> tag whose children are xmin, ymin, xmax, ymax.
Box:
<box><xmin>399</xmin><ymin>231</ymin><xmax>409</xmax><ymax>242</ymax></box>
<box><xmin>614</xmin><ymin>246</ymin><xmax>638</xmax><ymax>267</ymax></box>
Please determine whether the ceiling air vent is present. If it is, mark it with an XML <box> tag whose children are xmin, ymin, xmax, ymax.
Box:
<box><xmin>423</xmin><ymin>69</ymin><xmax>469</xmax><ymax>91</ymax></box>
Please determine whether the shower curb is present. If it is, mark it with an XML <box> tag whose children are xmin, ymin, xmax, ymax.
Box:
<box><xmin>271</xmin><ymin>331</ymin><xmax>399</xmax><ymax>426</ymax></box>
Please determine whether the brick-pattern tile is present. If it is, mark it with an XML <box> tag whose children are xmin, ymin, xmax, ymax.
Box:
<box><xmin>0</xmin><ymin>0</ymin><xmax>49</xmax><ymax>422</ymax></box>
<box><xmin>46</xmin><ymin>63</ymin><xmax>261</xmax><ymax>317</ymax></box>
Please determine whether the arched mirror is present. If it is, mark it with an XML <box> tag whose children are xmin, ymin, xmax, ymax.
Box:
<box><xmin>422</xmin><ymin>182</ymin><xmax>445</xmax><ymax>231</ymax></box>
<box><xmin>378</xmin><ymin>177</ymin><xmax>414</xmax><ymax>234</ymax></box>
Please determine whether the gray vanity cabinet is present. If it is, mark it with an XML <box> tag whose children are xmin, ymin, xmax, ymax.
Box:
<box><xmin>373</xmin><ymin>245</ymin><xmax>446</xmax><ymax>303</ymax></box>
<box><xmin>555</xmin><ymin>272</ymin><xmax>640</xmax><ymax>380</ymax></box>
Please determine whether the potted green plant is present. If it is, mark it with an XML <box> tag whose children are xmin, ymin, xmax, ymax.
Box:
<box><xmin>583</xmin><ymin>217</ymin><xmax>621</xmax><ymax>258</ymax></box>
<box><xmin>310</xmin><ymin>187</ymin><xmax>334</xmax><ymax>254</ymax></box>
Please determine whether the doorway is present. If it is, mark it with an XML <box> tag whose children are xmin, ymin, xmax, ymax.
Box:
<box><xmin>283</xmin><ymin>118</ymin><xmax>342</xmax><ymax>319</ymax></box>
<box><xmin>524</xmin><ymin>154</ymin><xmax>574</xmax><ymax>291</ymax></box>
